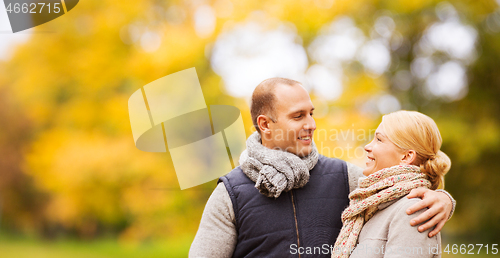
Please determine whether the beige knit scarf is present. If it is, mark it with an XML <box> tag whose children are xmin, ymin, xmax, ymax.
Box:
<box><xmin>332</xmin><ymin>165</ymin><xmax>431</xmax><ymax>258</ymax></box>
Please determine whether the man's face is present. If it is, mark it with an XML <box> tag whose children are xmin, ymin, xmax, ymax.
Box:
<box><xmin>263</xmin><ymin>84</ymin><xmax>316</xmax><ymax>157</ymax></box>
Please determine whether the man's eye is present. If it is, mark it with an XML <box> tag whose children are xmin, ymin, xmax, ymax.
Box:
<box><xmin>310</xmin><ymin>112</ymin><xmax>314</xmax><ymax>117</ymax></box>
<box><xmin>294</xmin><ymin>115</ymin><xmax>302</xmax><ymax>119</ymax></box>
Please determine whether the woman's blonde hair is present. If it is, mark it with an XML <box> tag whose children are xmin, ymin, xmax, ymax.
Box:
<box><xmin>382</xmin><ymin>110</ymin><xmax>451</xmax><ymax>190</ymax></box>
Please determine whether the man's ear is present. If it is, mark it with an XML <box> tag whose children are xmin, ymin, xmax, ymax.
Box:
<box><xmin>401</xmin><ymin>150</ymin><xmax>417</xmax><ymax>165</ymax></box>
<box><xmin>257</xmin><ymin>115</ymin><xmax>272</xmax><ymax>134</ymax></box>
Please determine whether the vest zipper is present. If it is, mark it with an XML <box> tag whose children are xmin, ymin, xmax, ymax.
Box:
<box><xmin>290</xmin><ymin>190</ymin><xmax>301</xmax><ymax>258</ymax></box>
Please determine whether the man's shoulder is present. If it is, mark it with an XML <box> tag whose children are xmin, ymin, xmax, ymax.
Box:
<box><xmin>313</xmin><ymin>155</ymin><xmax>348</xmax><ymax>172</ymax></box>
<box><xmin>317</xmin><ymin>154</ymin><xmax>347</xmax><ymax>165</ymax></box>
<box><xmin>219</xmin><ymin>166</ymin><xmax>254</xmax><ymax>187</ymax></box>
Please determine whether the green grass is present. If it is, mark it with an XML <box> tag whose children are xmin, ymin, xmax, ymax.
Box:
<box><xmin>0</xmin><ymin>234</ymin><xmax>192</xmax><ymax>258</ymax></box>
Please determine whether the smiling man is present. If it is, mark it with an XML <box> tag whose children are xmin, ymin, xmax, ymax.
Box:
<box><xmin>189</xmin><ymin>78</ymin><xmax>455</xmax><ymax>258</ymax></box>
<box><xmin>255</xmin><ymin>78</ymin><xmax>316</xmax><ymax>157</ymax></box>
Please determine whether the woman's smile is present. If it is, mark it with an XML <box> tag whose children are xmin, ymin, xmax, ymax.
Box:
<box><xmin>363</xmin><ymin>123</ymin><xmax>406</xmax><ymax>176</ymax></box>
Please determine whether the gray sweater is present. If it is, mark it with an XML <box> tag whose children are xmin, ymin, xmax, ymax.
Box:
<box><xmin>189</xmin><ymin>163</ymin><xmax>452</xmax><ymax>258</ymax></box>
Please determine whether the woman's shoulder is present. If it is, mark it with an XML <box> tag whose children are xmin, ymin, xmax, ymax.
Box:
<box><xmin>355</xmin><ymin>195</ymin><xmax>440</xmax><ymax>258</ymax></box>
<box><xmin>380</xmin><ymin>195</ymin><xmax>426</xmax><ymax>217</ymax></box>
<box><xmin>378</xmin><ymin>195</ymin><xmax>434</xmax><ymax>237</ymax></box>
<box><xmin>372</xmin><ymin>195</ymin><xmax>429</xmax><ymax>232</ymax></box>
<box><xmin>363</xmin><ymin>196</ymin><xmax>426</xmax><ymax>236</ymax></box>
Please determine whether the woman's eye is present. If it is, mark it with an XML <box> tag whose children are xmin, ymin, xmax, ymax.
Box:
<box><xmin>377</xmin><ymin>137</ymin><xmax>382</xmax><ymax>142</ymax></box>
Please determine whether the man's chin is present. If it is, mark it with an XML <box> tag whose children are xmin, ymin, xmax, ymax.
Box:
<box><xmin>295</xmin><ymin>147</ymin><xmax>312</xmax><ymax>158</ymax></box>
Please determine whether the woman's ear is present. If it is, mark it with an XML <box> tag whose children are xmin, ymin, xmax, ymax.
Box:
<box><xmin>401</xmin><ymin>150</ymin><xmax>417</xmax><ymax>165</ymax></box>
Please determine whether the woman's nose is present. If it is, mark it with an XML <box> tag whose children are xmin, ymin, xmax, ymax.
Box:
<box><xmin>364</xmin><ymin>141</ymin><xmax>373</xmax><ymax>152</ymax></box>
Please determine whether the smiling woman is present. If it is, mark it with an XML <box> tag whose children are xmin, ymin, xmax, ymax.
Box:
<box><xmin>333</xmin><ymin>110</ymin><xmax>452</xmax><ymax>258</ymax></box>
<box><xmin>378</xmin><ymin>111</ymin><xmax>451</xmax><ymax>190</ymax></box>
<box><xmin>362</xmin><ymin>125</ymin><xmax>405</xmax><ymax>177</ymax></box>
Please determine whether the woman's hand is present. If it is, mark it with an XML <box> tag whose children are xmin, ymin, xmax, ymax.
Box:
<box><xmin>405</xmin><ymin>188</ymin><xmax>453</xmax><ymax>237</ymax></box>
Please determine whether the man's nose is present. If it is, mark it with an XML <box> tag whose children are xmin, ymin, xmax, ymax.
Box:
<box><xmin>304</xmin><ymin>115</ymin><xmax>316</xmax><ymax>131</ymax></box>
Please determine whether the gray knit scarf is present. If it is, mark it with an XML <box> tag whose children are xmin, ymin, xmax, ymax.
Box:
<box><xmin>239</xmin><ymin>132</ymin><xmax>319</xmax><ymax>198</ymax></box>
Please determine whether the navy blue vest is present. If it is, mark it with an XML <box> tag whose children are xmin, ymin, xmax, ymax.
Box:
<box><xmin>218</xmin><ymin>155</ymin><xmax>350</xmax><ymax>257</ymax></box>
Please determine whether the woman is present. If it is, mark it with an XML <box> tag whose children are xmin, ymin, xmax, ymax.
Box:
<box><xmin>333</xmin><ymin>110</ymin><xmax>451</xmax><ymax>258</ymax></box>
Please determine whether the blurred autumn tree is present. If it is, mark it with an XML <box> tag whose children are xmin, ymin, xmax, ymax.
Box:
<box><xmin>0</xmin><ymin>0</ymin><xmax>499</xmax><ymax>246</ymax></box>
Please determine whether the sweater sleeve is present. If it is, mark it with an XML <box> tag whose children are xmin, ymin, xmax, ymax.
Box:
<box><xmin>346</xmin><ymin>162</ymin><xmax>364</xmax><ymax>193</ymax></box>
<box><xmin>384</xmin><ymin>199</ymin><xmax>441</xmax><ymax>258</ymax></box>
<box><xmin>189</xmin><ymin>182</ymin><xmax>237</xmax><ymax>258</ymax></box>
<box><xmin>435</xmin><ymin>189</ymin><xmax>456</xmax><ymax>220</ymax></box>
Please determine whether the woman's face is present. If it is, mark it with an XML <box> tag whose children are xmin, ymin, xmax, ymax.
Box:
<box><xmin>363</xmin><ymin>123</ymin><xmax>406</xmax><ymax>176</ymax></box>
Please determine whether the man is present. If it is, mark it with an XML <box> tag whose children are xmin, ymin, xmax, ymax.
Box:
<box><xmin>189</xmin><ymin>78</ymin><xmax>455</xmax><ymax>257</ymax></box>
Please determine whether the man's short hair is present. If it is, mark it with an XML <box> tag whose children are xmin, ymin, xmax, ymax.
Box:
<box><xmin>251</xmin><ymin>77</ymin><xmax>302</xmax><ymax>133</ymax></box>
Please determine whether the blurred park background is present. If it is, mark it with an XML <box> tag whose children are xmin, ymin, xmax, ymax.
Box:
<box><xmin>1</xmin><ymin>0</ymin><xmax>500</xmax><ymax>257</ymax></box>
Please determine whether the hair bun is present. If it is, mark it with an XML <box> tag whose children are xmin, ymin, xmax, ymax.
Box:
<box><xmin>382</xmin><ymin>111</ymin><xmax>451</xmax><ymax>190</ymax></box>
<box><xmin>420</xmin><ymin>150</ymin><xmax>451</xmax><ymax>189</ymax></box>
